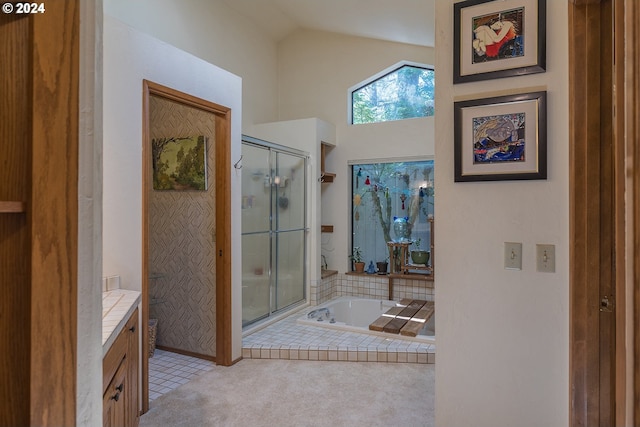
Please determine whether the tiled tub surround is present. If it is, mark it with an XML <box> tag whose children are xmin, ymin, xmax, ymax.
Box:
<box><xmin>311</xmin><ymin>272</ymin><xmax>434</xmax><ymax>305</ymax></box>
<box><xmin>102</xmin><ymin>289</ymin><xmax>141</xmax><ymax>353</ymax></box>
<box><xmin>242</xmin><ymin>297</ymin><xmax>435</xmax><ymax>364</ymax></box>
<box><xmin>300</xmin><ymin>297</ymin><xmax>435</xmax><ymax>342</ymax></box>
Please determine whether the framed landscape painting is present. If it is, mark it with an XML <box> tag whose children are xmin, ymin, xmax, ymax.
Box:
<box><xmin>454</xmin><ymin>91</ymin><xmax>547</xmax><ymax>182</ymax></box>
<box><xmin>453</xmin><ymin>0</ymin><xmax>546</xmax><ymax>83</ymax></box>
<box><xmin>152</xmin><ymin>135</ymin><xmax>208</xmax><ymax>191</ymax></box>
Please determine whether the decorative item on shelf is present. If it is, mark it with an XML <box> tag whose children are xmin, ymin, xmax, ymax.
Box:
<box><xmin>350</xmin><ymin>246</ymin><xmax>365</xmax><ymax>273</ymax></box>
<box><xmin>393</xmin><ymin>216</ymin><xmax>410</xmax><ymax>242</ymax></box>
<box><xmin>364</xmin><ymin>175</ymin><xmax>370</xmax><ymax>185</ymax></box>
<box><xmin>376</xmin><ymin>258</ymin><xmax>389</xmax><ymax>275</ymax></box>
<box><xmin>400</xmin><ymin>194</ymin><xmax>407</xmax><ymax>210</ymax></box>
<box><xmin>366</xmin><ymin>261</ymin><xmax>376</xmax><ymax>274</ymax></box>
<box><xmin>410</xmin><ymin>238</ymin><xmax>430</xmax><ymax>266</ymax></box>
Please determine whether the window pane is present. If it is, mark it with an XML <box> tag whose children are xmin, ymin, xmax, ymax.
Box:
<box><xmin>351</xmin><ymin>160</ymin><xmax>434</xmax><ymax>268</ymax></box>
<box><xmin>352</xmin><ymin>65</ymin><xmax>435</xmax><ymax>124</ymax></box>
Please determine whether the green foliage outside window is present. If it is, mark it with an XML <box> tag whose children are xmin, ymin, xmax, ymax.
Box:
<box><xmin>351</xmin><ymin>64</ymin><xmax>435</xmax><ymax>125</ymax></box>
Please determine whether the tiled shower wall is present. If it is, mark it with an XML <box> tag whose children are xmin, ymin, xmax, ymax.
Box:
<box><xmin>148</xmin><ymin>95</ymin><xmax>216</xmax><ymax>357</ymax></box>
<box><xmin>311</xmin><ymin>273</ymin><xmax>434</xmax><ymax>306</ymax></box>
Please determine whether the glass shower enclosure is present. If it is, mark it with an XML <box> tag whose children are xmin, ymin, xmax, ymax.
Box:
<box><xmin>241</xmin><ymin>137</ymin><xmax>307</xmax><ymax>327</ymax></box>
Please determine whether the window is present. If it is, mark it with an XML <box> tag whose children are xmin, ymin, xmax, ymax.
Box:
<box><xmin>351</xmin><ymin>159</ymin><xmax>434</xmax><ymax>268</ymax></box>
<box><xmin>350</xmin><ymin>62</ymin><xmax>435</xmax><ymax>125</ymax></box>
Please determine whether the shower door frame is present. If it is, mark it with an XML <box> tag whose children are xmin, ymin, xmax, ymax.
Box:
<box><xmin>241</xmin><ymin>136</ymin><xmax>308</xmax><ymax>327</ymax></box>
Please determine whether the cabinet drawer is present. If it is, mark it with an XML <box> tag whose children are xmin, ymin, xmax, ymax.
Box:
<box><xmin>103</xmin><ymin>326</ymin><xmax>127</xmax><ymax>395</ymax></box>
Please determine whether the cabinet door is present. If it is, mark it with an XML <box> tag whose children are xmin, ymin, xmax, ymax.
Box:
<box><xmin>103</xmin><ymin>360</ymin><xmax>127</xmax><ymax>427</ymax></box>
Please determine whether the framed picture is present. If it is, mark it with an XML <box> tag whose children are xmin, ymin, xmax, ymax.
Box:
<box><xmin>453</xmin><ymin>0</ymin><xmax>546</xmax><ymax>83</ymax></box>
<box><xmin>152</xmin><ymin>135</ymin><xmax>208</xmax><ymax>190</ymax></box>
<box><xmin>454</xmin><ymin>91</ymin><xmax>547</xmax><ymax>182</ymax></box>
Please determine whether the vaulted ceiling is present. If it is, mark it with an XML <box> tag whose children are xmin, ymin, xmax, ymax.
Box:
<box><xmin>220</xmin><ymin>0</ymin><xmax>436</xmax><ymax>47</ymax></box>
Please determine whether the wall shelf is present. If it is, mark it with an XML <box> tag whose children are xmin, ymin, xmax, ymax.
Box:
<box><xmin>319</xmin><ymin>172</ymin><xmax>335</xmax><ymax>183</ymax></box>
<box><xmin>321</xmin><ymin>225</ymin><xmax>334</xmax><ymax>233</ymax></box>
<box><xmin>0</xmin><ymin>201</ymin><xmax>26</xmax><ymax>213</ymax></box>
<box><xmin>320</xmin><ymin>143</ymin><xmax>335</xmax><ymax>183</ymax></box>
<box><xmin>321</xmin><ymin>269</ymin><xmax>338</xmax><ymax>279</ymax></box>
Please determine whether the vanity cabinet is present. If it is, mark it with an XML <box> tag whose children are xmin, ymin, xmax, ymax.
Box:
<box><xmin>103</xmin><ymin>308</ymin><xmax>139</xmax><ymax>427</ymax></box>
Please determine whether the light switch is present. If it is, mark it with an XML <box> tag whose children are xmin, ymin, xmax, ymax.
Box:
<box><xmin>504</xmin><ymin>242</ymin><xmax>522</xmax><ymax>270</ymax></box>
<box><xmin>536</xmin><ymin>244</ymin><xmax>555</xmax><ymax>273</ymax></box>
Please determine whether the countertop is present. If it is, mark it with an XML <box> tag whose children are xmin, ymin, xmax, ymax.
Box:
<box><xmin>102</xmin><ymin>289</ymin><xmax>141</xmax><ymax>356</ymax></box>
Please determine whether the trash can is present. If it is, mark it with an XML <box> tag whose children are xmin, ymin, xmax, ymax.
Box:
<box><xmin>148</xmin><ymin>319</ymin><xmax>158</xmax><ymax>358</ymax></box>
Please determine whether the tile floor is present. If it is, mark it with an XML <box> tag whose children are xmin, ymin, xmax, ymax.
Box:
<box><xmin>149</xmin><ymin>303</ymin><xmax>436</xmax><ymax>401</ymax></box>
<box><xmin>148</xmin><ymin>349</ymin><xmax>214</xmax><ymax>401</ymax></box>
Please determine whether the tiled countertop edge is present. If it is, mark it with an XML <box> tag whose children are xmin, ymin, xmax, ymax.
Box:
<box><xmin>102</xmin><ymin>289</ymin><xmax>141</xmax><ymax>356</ymax></box>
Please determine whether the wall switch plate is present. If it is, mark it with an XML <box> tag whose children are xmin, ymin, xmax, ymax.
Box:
<box><xmin>504</xmin><ymin>242</ymin><xmax>522</xmax><ymax>270</ymax></box>
<box><xmin>536</xmin><ymin>244</ymin><xmax>556</xmax><ymax>273</ymax></box>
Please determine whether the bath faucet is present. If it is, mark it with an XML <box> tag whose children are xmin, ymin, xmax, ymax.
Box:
<box><xmin>318</xmin><ymin>308</ymin><xmax>330</xmax><ymax>321</ymax></box>
<box><xmin>307</xmin><ymin>307</ymin><xmax>331</xmax><ymax>320</ymax></box>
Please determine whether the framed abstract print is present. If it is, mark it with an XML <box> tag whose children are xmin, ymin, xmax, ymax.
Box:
<box><xmin>453</xmin><ymin>0</ymin><xmax>546</xmax><ymax>83</ymax></box>
<box><xmin>454</xmin><ymin>91</ymin><xmax>547</xmax><ymax>182</ymax></box>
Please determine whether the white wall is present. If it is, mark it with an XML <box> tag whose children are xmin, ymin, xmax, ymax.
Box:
<box><xmin>103</xmin><ymin>0</ymin><xmax>278</xmax><ymax>130</ymax></box>
<box><xmin>434</xmin><ymin>2</ymin><xmax>569</xmax><ymax>426</ymax></box>
<box><xmin>102</xmin><ymin>16</ymin><xmax>244</xmax><ymax>360</ymax></box>
<box><xmin>77</xmin><ymin>0</ymin><xmax>103</xmax><ymax>425</ymax></box>
<box><xmin>277</xmin><ymin>29</ymin><xmax>435</xmax><ymax>271</ymax></box>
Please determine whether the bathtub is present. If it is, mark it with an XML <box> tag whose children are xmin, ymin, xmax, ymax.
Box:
<box><xmin>297</xmin><ymin>296</ymin><xmax>435</xmax><ymax>344</ymax></box>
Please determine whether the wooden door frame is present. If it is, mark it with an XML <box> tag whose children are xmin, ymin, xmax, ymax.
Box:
<box><xmin>141</xmin><ymin>80</ymin><xmax>232</xmax><ymax>413</ymax></box>
<box><xmin>1</xmin><ymin>1</ymin><xmax>80</xmax><ymax>425</ymax></box>
<box><xmin>569</xmin><ymin>0</ymin><xmax>639</xmax><ymax>425</ymax></box>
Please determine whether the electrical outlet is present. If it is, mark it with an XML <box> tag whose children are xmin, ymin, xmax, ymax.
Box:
<box><xmin>504</xmin><ymin>242</ymin><xmax>522</xmax><ymax>270</ymax></box>
<box><xmin>536</xmin><ymin>244</ymin><xmax>556</xmax><ymax>273</ymax></box>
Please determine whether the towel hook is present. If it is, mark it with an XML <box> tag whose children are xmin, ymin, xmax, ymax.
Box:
<box><xmin>233</xmin><ymin>155</ymin><xmax>243</xmax><ymax>169</ymax></box>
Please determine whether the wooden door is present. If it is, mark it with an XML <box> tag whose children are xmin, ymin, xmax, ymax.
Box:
<box><xmin>141</xmin><ymin>80</ymin><xmax>232</xmax><ymax>413</ymax></box>
<box><xmin>0</xmin><ymin>2</ymin><xmax>79</xmax><ymax>426</ymax></box>
<box><xmin>569</xmin><ymin>0</ymin><xmax>639</xmax><ymax>425</ymax></box>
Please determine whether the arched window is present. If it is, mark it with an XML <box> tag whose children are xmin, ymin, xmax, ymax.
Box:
<box><xmin>349</xmin><ymin>61</ymin><xmax>435</xmax><ymax>125</ymax></box>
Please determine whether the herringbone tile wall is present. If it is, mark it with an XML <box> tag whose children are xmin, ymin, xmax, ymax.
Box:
<box><xmin>148</xmin><ymin>95</ymin><xmax>217</xmax><ymax>357</ymax></box>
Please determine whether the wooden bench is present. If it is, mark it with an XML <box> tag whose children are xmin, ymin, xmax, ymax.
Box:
<box><xmin>400</xmin><ymin>301</ymin><xmax>434</xmax><ymax>337</ymax></box>
<box><xmin>368</xmin><ymin>306</ymin><xmax>404</xmax><ymax>331</ymax></box>
<box><xmin>368</xmin><ymin>299</ymin><xmax>434</xmax><ymax>337</ymax></box>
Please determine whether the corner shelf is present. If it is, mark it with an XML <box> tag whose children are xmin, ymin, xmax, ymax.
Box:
<box><xmin>320</xmin><ymin>142</ymin><xmax>335</xmax><ymax>232</ymax></box>
<box><xmin>0</xmin><ymin>201</ymin><xmax>26</xmax><ymax>213</ymax></box>
<box><xmin>320</xmin><ymin>143</ymin><xmax>335</xmax><ymax>183</ymax></box>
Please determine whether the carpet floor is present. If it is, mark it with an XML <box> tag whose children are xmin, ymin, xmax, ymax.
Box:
<box><xmin>139</xmin><ymin>358</ymin><xmax>434</xmax><ymax>427</ymax></box>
